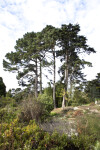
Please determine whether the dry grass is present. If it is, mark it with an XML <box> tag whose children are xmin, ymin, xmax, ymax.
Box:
<box><xmin>40</xmin><ymin>104</ymin><xmax>100</xmax><ymax>138</ymax></box>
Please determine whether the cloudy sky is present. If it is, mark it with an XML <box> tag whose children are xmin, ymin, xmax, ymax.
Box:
<box><xmin>0</xmin><ymin>0</ymin><xmax>100</xmax><ymax>91</ymax></box>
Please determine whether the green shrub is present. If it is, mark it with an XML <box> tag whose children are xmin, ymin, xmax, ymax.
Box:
<box><xmin>38</xmin><ymin>91</ymin><xmax>53</xmax><ymax>112</ymax></box>
<box><xmin>94</xmin><ymin>141</ymin><xmax>100</xmax><ymax>150</ymax></box>
<box><xmin>71</xmin><ymin>134</ymin><xmax>96</xmax><ymax>150</ymax></box>
<box><xmin>71</xmin><ymin>90</ymin><xmax>91</xmax><ymax>105</ymax></box>
<box><xmin>0</xmin><ymin>106</ymin><xmax>17</xmax><ymax>123</ymax></box>
<box><xmin>0</xmin><ymin>96</ymin><xmax>16</xmax><ymax>108</ymax></box>
<box><xmin>0</xmin><ymin>118</ymin><xmax>97</xmax><ymax>150</ymax></box>
<box><xmin>76</xmin><ymin>114</ymin><xmax>100</xmax><ymax>142</ymax></box>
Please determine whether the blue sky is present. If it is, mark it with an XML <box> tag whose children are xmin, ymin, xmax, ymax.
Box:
<box><xmin>0</xmin><ymin>0</ymin><xmax>100</xmax><ymax>90</ymax></box>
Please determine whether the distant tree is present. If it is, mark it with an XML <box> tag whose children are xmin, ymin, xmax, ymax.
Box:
<box><xmin>85</xmin><ymin>73</ymin><xmax>100</xmax><ymax>100</ymax></box>
<box><xmin>55</xmin><ymin>81</ymin><xmax>64</xmax><ymax>107</ymax></box>
<box><xmin>0</xmin><ymin>77</ymin><xmax>6</xmax><ymax>97</ymax></box>
<box><xmin>6</xmin><ymin>89</ymin><xmax>12</xmax><ymax>97</ymax></box>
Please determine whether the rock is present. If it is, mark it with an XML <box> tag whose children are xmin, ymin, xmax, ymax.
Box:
<box><xmin>90</xmin><ymin>109</ymin><xmax>99</xmax><ymax>113</ymax></box>
<box><xmin>74</xmin><ymin>107</ymin><xmax>79</xmax><ymax>110</ymax></box>
<box><xmin>95</xmin><ymin>101</ymin><xmax>98</xmax><ymax>104</ymax></box>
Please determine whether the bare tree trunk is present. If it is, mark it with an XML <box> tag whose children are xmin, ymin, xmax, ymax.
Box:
<box><xmin>53</xmin><ymin>49</ymin><xmax>56</xmax><ymax>108</ymax></box>
<box><xmin>69</xmin><ymin>77</ymin><xmax>73</xmax><ymax>99</ymax></box>
<box><xmin>40</xmin><ymin>60</ymin><xmax>42</xmax><ymax>94</ymax></box>
<box><xmin>62</xmin><ymin>89</ymin><xmax>66</xmax><ymax>108</ymax></box>
<box><xmin>62</xmin><ymin>51</ymin><xmax>68</xmax><ymax>108</ymax></box>
<box><xmin>35</xmin><ymin>58</ymin><xmax>38</xmax><ymax>98</ymax></box>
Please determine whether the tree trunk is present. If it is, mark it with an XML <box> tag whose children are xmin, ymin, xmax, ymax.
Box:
<box><xmin>53</xmin><ymin>49</ymin><xmax>56</xmax><ymax>108</ymax></box>
<box><xmin>35</xmin><ymin>58</ymin><xmax>38</xmax><ymax>98</ymax></box>
<box><xmin>69</xmin><ymin>76</ymin><xmax>73</xmax><ymax>98</ymax></box>
<box><xmin>40</xmin><ymin>60</ymin><xmax>42</xmax><ymax>94</ymax></box>
<box><xmin>62</xmin><ymin>89</ymin><xmax>66</xmax><ymax>108</ymax></box>
<box><xmin>62</xmin><ymin>51</ymin><xmax>68</xmax><ymax>108</ymax></box>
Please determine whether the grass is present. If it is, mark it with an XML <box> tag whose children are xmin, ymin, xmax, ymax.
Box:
<box><xmin>77</xmin><ymin>113</ymin><xmax>100</xmax><ymax>140</ymax></box>
<box><xmin>48</xmin><ymin>104</ymin><xmax>100</xmax><ymax>142</ymax></box>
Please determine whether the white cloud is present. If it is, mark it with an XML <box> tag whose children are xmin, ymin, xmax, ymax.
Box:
<box><xmin>0</xmin><ymin>0</ymin><xmax>100</xmax><ymax>90</ymax></box>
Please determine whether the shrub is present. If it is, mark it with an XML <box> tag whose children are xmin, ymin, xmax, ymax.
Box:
<box><xmin>94</xmin><ymin>141</ymin><xmax>100</xmax><ymax>150</ymax></box>
<box><xmin>76</xmin><ymin>114</ymin><xmax>100</xmax><ymax>141</ymax></box>
<box><xmin>0</xmin><ymin>96</ymin><xmax>15</xmax><ymax>108</ymax></box>
<box><xmin>0</xmin><ymin>118</ymin><xmax>97</xmax><ymax>150</ymax></box>
<box><xmin>0</xmin><ymin>107</ymin><xmax>17</xmax><ymax>123</ymax></box>
<box><xmin>19</xmin><ymin>96</ymin><xmax>49</xmax><ymax>123</ymax></box>
<box><xmin>71</xmin><ymin>134</ymin><xmax>95</xmax><ymax>150</ymax></box>
<box><xmin>38</xmin><ymin>91</ymin><xmax>53</xmax><ymax>112</ymax></box>
<box><xmin>72</xmin><ymin>90</ymin><xmax>90</xmax><ymax>105</ymax></box>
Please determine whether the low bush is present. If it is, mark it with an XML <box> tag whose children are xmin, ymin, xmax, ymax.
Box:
<box><xmin>0</xmin><ymin>106</ymin><xmax>18</xmax><ymax>123</ymax></box>
<box><xmin>94</xmin><ymin>141</ymin><xmax>100</xmax><ymax>150</ymax></box>
<box><xmin>38</xmin><ymin>91</ymin><xmax>53</xmax><ymax>112</ymax></box>
<box><xmin>0</xmin><ymin>96</ymin><xmax>16</xmax><ymax>108</ymax></box>
<box><xmin>0</xmin><ymin>119</ymin><xmax>97</xmax><ymax>150</ymax></box>
<box><xmin>19</xmin><ymin>96</ymin><xmax>49</xmax><ymax>123</ymax></box>
<box><xmin>76</xmin><ymin>114</ymin><xmax>100</xmax><ymax>141</ymax></box>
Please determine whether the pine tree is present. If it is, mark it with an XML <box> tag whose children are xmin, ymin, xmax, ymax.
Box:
<box><xmin>57</xmin><ymin>23</ymin><xmax>95</xmax><ymax>108</ymax></box>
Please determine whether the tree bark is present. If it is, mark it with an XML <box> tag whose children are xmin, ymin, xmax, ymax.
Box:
<box><xmin>53</xmin><ymin>49</ymin><xmax>56</xmax><ymax>108</ymax></box>
<box><xmin>40</xmin><ymin>60</ymin><xmax>42</xmax><ymax>94</ymax></box>
<box><xmin>62</xmin><ymin>51</ymin><xmax>68</xmax><ymax>108</ymax></box>
<box><xmin>35</xmin><ymin>58</ymin><xmax>38</xmax><ymax>98</ymax></box>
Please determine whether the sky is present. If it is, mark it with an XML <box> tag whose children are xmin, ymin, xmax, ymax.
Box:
<box><xmin>0</xmin><ymin>0</ymin><xmax>100</xmax><ymax>91</ymax></box>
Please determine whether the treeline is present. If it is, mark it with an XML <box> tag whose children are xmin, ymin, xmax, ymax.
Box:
<box><xmin>3</xmin><ymin>23</ymin><xmax>97</xmax><ymax>108</ymax></box>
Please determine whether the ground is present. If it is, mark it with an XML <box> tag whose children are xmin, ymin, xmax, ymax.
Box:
<box><xmin>40</xmin><ymin>103</ymin><xmax>100</xmax><ymax>137</ymax></box>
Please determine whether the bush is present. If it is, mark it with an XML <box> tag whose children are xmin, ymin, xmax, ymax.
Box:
<box><xmin>19</xmin><ymin>96</ymin><xmax>49</xmax><ymax>123</ymax></box>
<box><xmin>71</xmin><ymin>134</ymin><xmax>95</xmax><ymax>150</ymax></box>
<box><xmin>0</xmin><ymin>107</ymin><xmax>17</xmax><ymax>123</ymax></box>
<box><xmin>0</xmin><ymin>118</ymin><xmax>97</xmax><ymax>150</ymax></box>
<box><xmin>71</xmin><ymin>90</ymin><xmax>90</xmax><ymax>105</ymax></box>
<box><xmin>94</xmin><ymin>141</ymin><xmax>100</xmax><ymax>150</ymax></box>
<box><xmin>76</xmin><ymin>114</ymin><xmax>100</xmax><ymax>141</ymax></box>
<box><xmin>0</xmin><ymin>96</ymin><xmax>15</xmax><ymax>108</ymax></box>
<box><xmin>38</xmin><ymin>91</ymin><xmax>53</xmax><ymax>112</ymax></box>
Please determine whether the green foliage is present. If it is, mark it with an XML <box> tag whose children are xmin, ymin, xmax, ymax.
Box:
<box><xmin>94</xmin><ymin>141</ymin><xmax>100</xmax><ymax>150</ymax></box>
<box><xmin>0</xmin><ymin>117</ymin><xmax>97</xmax><ymax>150</ymax></box>
<box><xmin>38</xmin><ymin>87</ymin><xmax>53</xmax><ymax>112</ymax></box>
<box><xmin>0</xmin><ymin>102</ymin><xmax>99</xmax><ymax>150</ymax></box>
<box><xmin>71</xmin><ymin>89</ymin><xmax>90</xmax><ymax>106</ymax></box>
<box><xmin>55</xmin><ymin>81</ymin><xmax>64</xmax><ymax>107</ymax></box>
<box><xmin>13</xmin><ymin>88</ymin><xmax>30</xmax><ymax>102</ymax></box>
<box><xmin>71</xmin><ymin>134</ymin><xmax>95</xmax><ymax>150</ymax></box>
<box><xmin>0</xmin><ymin>96</ymin><xmax>15</xmax><ymax>108</ymax></box>
<box><xmin>3</xmin><ymin>24</ymin><xmax>96</xmax><ymax>108</ymax></box>
<box><xmin>6</xmin><ymin>89</ymin><xmax>13</xmax><ymax>98</ymax></box>
<box><xmin>77</xmin><ymin>114</ymin><xmax>100</xmax><ymax>141</ymax></box>
<box><xmin>0</xmin><ymin>77</ymin><xmax>6</xmax><ymax>97</ymax></box>
<box><xmin>85</xmin><ymin>72</ymin><xmax>100</xmax><ymax>100</ymax></box>
<box><xmin>0</xmin><ymin>106</ymin><xmax>17</xmax><ymax>123</ymax></box>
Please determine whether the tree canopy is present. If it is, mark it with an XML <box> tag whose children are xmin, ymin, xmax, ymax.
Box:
<box><xmin>3</xmin><ymin>23</ymin><xmax>96</xmax><ymax>108</ymax></box>
<box><xmin>85</xmin><ymin>73</ymin><xmax>100</xmax><ymax>100</ymax></box>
